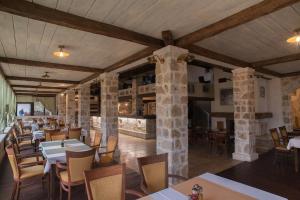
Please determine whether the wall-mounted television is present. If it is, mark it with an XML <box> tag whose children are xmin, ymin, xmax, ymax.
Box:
<box><xmin>16</xmin><ymin>103</ymin><xmax>34</xmax><ymax>116</ymax></box>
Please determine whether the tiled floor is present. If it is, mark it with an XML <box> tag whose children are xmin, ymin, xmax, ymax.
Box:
<box><xmin>118</xmin><ymin>134</ymin><xmax>240</xmax><ymax>178</ymax></box>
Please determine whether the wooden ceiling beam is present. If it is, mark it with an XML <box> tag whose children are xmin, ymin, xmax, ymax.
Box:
<box><xmin>281</xmin><ymin>71</ymin><xmax>300</xmax><ymax>77</ymax></box>
<box><xmin>0</xmin><ymin>57</ymin><xmax>103</xmax><ymax>72</ymax></box>
<box><xmin>14</xmin><ymin>90</ymin><xmax>59</xmax><ymax>94</ymax></box>
<box><xmin>253</xmin><ymin>53</ymin><xmax>300</xmax><ymax>67</ymax></box>
<box><xmin>188</xmin><ymin>45</ymin><xmax>282</xmax><ymax>77</ymax></box>
<box><xmin>11</xmin><ymin>85</ymin><xmax>66</xmax><ymax>89</ymax></box>
<box><xmin>6</xmin><ymin>76</ymin><xmax>79</xmax><ymax>84</ymax></box>
<box><xmin>80</xmin><ymin>73</ymin><xmax>101</xmax><ymax>84</ymax></box>
<box><xmin>162</xmin><ymin>30</ymin><xmax>174</xmax><ymax>46</ymax></box>
<box><xmin>15</xmin><ymin>93</ymin><xmax>56</xmax><ymax>97</ymax></box>
<box><xmin>0</xmin><ymin>0</ymin><xmax>163</xmax><ymax>48</ymax></box>
<box><xmin>104</xmin><ymin>47</ymin><xmax>156</xmax><ymax>72</ymax></box>
<box><xmin>176</xmin><ymin>0</ymin><xmax>300</xmax><ymax>46</ymax></box>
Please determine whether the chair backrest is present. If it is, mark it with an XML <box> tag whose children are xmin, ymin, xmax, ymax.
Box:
<box><xmin>278</xmin><ymin>126</ymin><xmax>288</xmax><ymax>138</ymax></box>
<box><xmin>270</xmin><ymin>128</ymin><xmax>281</xmax><ymax>147</ymax></box>
<box><xmin>68</xmin><ymin>128</ymin><xmax>82</xmax><ymax>140</ymax></box>
<box><xmin>88</xmin><ymin>131</ymin><xmax>102</xmax><ymax>147</ymax></box>
<box><xmin>49</xmin><ymin>130</ymin><xmax>65</xmax><ymax>141</ymax></box>
<box><xmin>137</xmin><ymin>153</ymin><xmax>168</xmax><ymax>193</ymax></box>
<box><xmin>6</xmin><ymin>145</ymin><xmax>20</xmax><ymax>180</ymax></box>
<box><xmin>66</xmin><ymin>148</ymin><xmax>96</xmax><ymax>183</ymax></box>
<box><xmin>44</xmin><ymin>129</ymin><xmax>60</xmax><ymax>141</ymax></box>
<box><xmin>105</xmin><ymin>135</ymin><xmax>118</xmax><ymax>160</ymax></box>
<box><xmin>217</xmin><ymin>121</ymin><xmax>225</xmax><ymax>131</ymax></box>
<box><xmin>84</xmin><ymin>164</ymin><xmax>125</xmax><ymax>200</ymax></box>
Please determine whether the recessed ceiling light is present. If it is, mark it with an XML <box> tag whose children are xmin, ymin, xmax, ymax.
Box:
<box><xmin>53</xmin><ymin>45</ymin><xmax>70</xmax><ymax>58</ymax></box>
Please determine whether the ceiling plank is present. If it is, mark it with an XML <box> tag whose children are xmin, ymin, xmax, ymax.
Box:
<box><xmin>253</xmin><ymin>53</ymin><xmax>300</xmax><ymax>67</ymax></box>
<box><xmin>0</xmin><ymin>57</ymin><xmax>103</xmax><ymax>72</ymax></box>
<box><xmin>176</xmin><ymin>0</ymin><xmax>300</xmax><ymax>46</ymax></box>
<box><xmin>11</xmin><ymin>85</ymin><xmax>66</xmax><ymax>89</ymax></box>
<box><xmin>188</xmin><ymin>45</ymin><xmax>282</xmax><ymax>77</ymax></box>
<box><xmin>0</xmin><ymin>0</ymin><xmax>163</xmax><ymax>48</ymax></box>
<box><xmin>6</xmin><ymin>76</ymin><xmax>79</xmax><ymax>84</ymax></box>
<box><xmin>104</xmin><ymin>47</ymin><xmax>156</xmax><ymax>72</ymax></box>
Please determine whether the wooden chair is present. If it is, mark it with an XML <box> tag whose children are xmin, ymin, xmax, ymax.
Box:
<box><xmin>215</xmin><ymin>132</ymin><xmax>229</xmax><ymax>155</ymax></box>
<box><xmin>278</xmin><ymin>126</ymin><xmax>289</xmax><ymax>146</ymax></box>
<box><xmin>44</xmin><ymin>129</ymin><xmax>63</xmax><ymax>141</ymax></box>
<box><xmin>270</xmin><ymin>128</ymin><xmax>293</xmax><ymax>165</ymax></box>
<box><xmin>49</xmin><ymin>131</ymin><xmax>66</xmax><ymax>141</ymax></box>
<box><xmin>11</xmin><ymin>127</ymin><xmax>34</xmax><ymax>152</ymax></box>
<box><xmin>68</xmin><ymin>127</ymin><xmax>82</xmax><ymax>140</ymax></box>
<box><xmin>137</xmin><ymin>153</ymin><xmax>187</xmax><ymax>194</ymax></box>
<box><xmin>56</xmin><ymin>149</ymin><xmax>96</xmax><ymax>200</ymax></box>
<box><xmin>6</xmin><ymin>145</ymin><xmax>47</xmax><ymax>200</ymax></box>
<box><xmin>87</xmin><ymin>131</ymin><xmax>102</xmax><ymax>149</ymax></box>
<box><xmin>98</xmin><ymin>135</ymin><xmax>118</xmax><ymax>165</ymax></box>
<box><xmin>84</xmin><ymin>164</ymin><xmax>144</xmax><ymax>200</ymax></box>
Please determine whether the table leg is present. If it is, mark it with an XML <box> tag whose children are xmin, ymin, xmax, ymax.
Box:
<box><xmin>295</xmin><ymin>148</ymin><xmax>298</xmax><ymax>173</ymax></box>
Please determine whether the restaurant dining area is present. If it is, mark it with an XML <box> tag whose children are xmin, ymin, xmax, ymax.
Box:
<box><xmin>2</xmin><ymin>0</ymin><xmax>300</xmax><ymax>200</ymax></box>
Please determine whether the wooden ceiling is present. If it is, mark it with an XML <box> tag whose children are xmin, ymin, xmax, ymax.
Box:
<box><xmin>0</xmin><ymin>0</ymin><xmax>300</xmax><ymax>95</ymax></box>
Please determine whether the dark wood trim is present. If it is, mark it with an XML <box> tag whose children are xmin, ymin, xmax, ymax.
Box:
<box><xmin>0</xmin><ymin>57</ymin><xmax>103</xmax><ymax>73</ymax></box>
<box><xmin>253</xmin><ymin>53</ymin><xmax>300</xmax><ymax>68</ymax></box>
<box><xmin>176</xmin><ymin>0</ymin><xmax>300</xmax><ymax>46</ymax></box>
<box><xmin>281</xmin><ymin>71</ymin><xmax>300</xmax><ymax>77</ymax></box>
<box><xmin>188</xmin><ymin>96</ymin><xmax>214</xmax><ymax>101</ymax></box>
<box><xmin>189</xmin><ymin>59</ymin><xmax>232</xmax><ymax>73</ymax></box>
<box><xmin>0</xmin><ymin>0</ymin><xmax>163</xmax><ymax>48</ymax></box>
<box><xmin>6</xmin><ymin>76</ymin><xmax>79</xmax><ymax>84</ymax></box>
<box><xmin>11</xmin><ymin>85</ymin><xmax>66</xmax><ymax>90</ymax></box>
<box><xmin>13</xmin><ymin>90</ymin><xmax>60</xmax><ymax>94</ymax></box>
<box><xmin>15</xmin><ymin>93</ymin><xmax>56</xmax><ymax>97</ymax></box>
<box><xmin>161</xmin><ymin>30</ymin><xmax>174</xmax><ymax>46</ymax></box>
<box><xmin>104</xmin><ymin>47</ymin><xmax>156</xmax><ymax>72</ymax></box>
<box><xmin>211</xmin><ymin>112</ymin><xmax>273</xmax><ymax>119</ymax></box>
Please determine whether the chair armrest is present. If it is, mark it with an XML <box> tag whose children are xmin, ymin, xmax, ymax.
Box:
<box><xmin>125</xmin><ymin>189</ymin><xmax>145</xmax><ymax>198</ymax></box>
<box><xmin>18</xmin><ymin>160</ymin><xmax>45</xmax><ymax>168</ymax></box>
<box><xmin>56</xmin><ymin>161</ymin><xmax>67</xmax><ymax>170</ymax></box>
<box><xmin>140</xmin><ymin>184</ymin><xmax>150</xmax><ymax>195</ymax></box>
<box><xmin>168</xmin><ymin>174</ymin><xmax>188</xmax><ymax>181</ymax></box>
<box><xmin>98</xmin><ymin>150</ymin><xmax>115</xmax><ymax>156</ymax></box>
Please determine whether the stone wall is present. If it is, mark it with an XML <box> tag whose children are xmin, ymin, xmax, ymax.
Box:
<box><xmin>66</xmin><ymin>90</ymin><xmax>76</xmax><ymax>126</ymax></box>
<box><xmin>281</xmin><ymin>76</ymin><xmax>300</xmax><ymax>131</ymax></box>
<box><xmin>56</xmin><ymin>94</ymin><xmax>66</xmax><ymax>122</ymax></box>
<box><xmin>100</xmin><ymin>73</ymin><xmax>119</xmax><ymax>146</ymax></box>
<box><xmin>232</xmin><ymin>68</ymin><xmax>258</xmax><ymax>162</ymax></box>
<box><xmin>131</xmin><ymin>78</ymin><xmax>143</xmax><ymax>116</ymax></box>
<box><xmin>155</xmin><ymin>45</ymin><xmax>188</xmax><ymax>177</ymax></box>
<box><xmin>78</xmin><ymin>84</ymin><xmax>90</xmax><ymax>131</ymax></box>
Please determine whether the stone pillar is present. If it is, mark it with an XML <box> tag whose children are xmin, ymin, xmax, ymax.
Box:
<box><xmin>100</xmin><ymin>72</ymin><xmax>119</xmax><ymax>148</ymax></box>
<box><xmin>131</xmin><ymin>78</ymin><xmax>143</xmax><ymax>116</ymax></box>
<box><xmin>56</xmin><ymin>93</ymin><xmax>66</xmax><ymax>122</ymax></box>
<box><xmin>66</xmin><ymin>90</ymin><xmax>76</xmax><ymax>126</ymax></box>
<box><xmin>232</xmin><ymin>67</ymin><xmax>258</xmax><ymax>162</ymax></box>
<box><xmin>78</xmin><ymin>84</ymin><xmax>90</xmax><ymax>132</ymax></box>
<box><xmin>155</xmin><ymin>45</ymin><xmax>188</xmax><ymax>177</ymax></box>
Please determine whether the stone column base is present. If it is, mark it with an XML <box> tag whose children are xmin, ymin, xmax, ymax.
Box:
<box><xmin>232</xmin><ymin>152</ymin><xmax>258</xmax><ymax>162</ymax></box>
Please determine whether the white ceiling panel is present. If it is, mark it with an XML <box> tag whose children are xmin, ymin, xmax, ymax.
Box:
<box><xmin>197</xmin><ymin>3</ymin><xmax>300</xmax><ymax>63</ymax></box>
<box><xmin>13</xmin><ymin>87</ymin><xmax>62</xmax><ymax>92</ymax></box>
<box><xmin>264</xmin><ymin>60</ymin><xmax>300</xmax><ymax>74</ymax></box>
<box><xmin>1</xmin><ymin>63</ymin><xmax>92</xmax><ymax>81</ymax></box>
<box><xmin>8</xmin><ymin>80</ymin><xmax>73</xmax><ymax>88</ymax></box>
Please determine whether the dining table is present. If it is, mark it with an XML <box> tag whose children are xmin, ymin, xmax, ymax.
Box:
<box><xmin>39</xmin><ymin>139</ymin><xmax>91</xmax><ymax>200</ymax></box>
<box><xmin>287</xmin><ymin>136</ymin><xmax>300</xmax><ymax>172</ymax></box>
<box><xmin>139</xmin><ymin>173</ymin><xmax>287</xmax><ymax>200</ymax></box>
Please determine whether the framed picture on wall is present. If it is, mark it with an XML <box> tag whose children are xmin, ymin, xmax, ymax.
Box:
<box><xmin>260</xmin><ymin>86</ymin><xmax>265</xmax><ymax>98</ymax></box>
<box><xmin>220</xmin><ymin>88</ymin><xmax>233</xmax><ymax>105</ymax></box>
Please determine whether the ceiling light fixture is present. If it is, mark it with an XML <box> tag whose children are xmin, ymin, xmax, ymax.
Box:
<box><xmin>42</xmin><ymin>72</ymin><xmax>50</xmax><ymax>79</ymax></box>
<box><xmin>53</xmin><ymin>45</ymin><xmax>70</xmax><ymax>58</ymax></box>
<box><xmin>287</xmin><ymin>28</ymin><xmax>300</xmax><ymax>47</ymax></box>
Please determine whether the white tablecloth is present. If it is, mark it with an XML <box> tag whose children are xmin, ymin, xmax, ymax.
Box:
<box><xmin>139</xmin><ymin>173</ymin><xmax>287</xmax><ymax>200</ymax></box>
<box><xmin>287</xmin><ymin>136</ymin><xmax>300</xmax><ymax>150</ymax></box>
<box><xmin>40</xmin><ymin>139</ymin><xmax>91</xmax><ymax>173</ymax></box>
<box><xmin>32</xmin><ymin>128</ymin><xmax>88</xmax><ymax>141</ymax></box>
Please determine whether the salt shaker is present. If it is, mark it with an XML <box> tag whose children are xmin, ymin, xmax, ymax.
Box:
<box><xmin>189</xmin><ymin>184</ymin><xmax>203</xmax><ymax>200</ymax></box>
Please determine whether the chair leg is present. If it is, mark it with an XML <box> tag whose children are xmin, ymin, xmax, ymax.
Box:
<box><xmin>60</xmin><ymin>184</ymin><xmax>63</xmax><ymax>200</ymax></box>
<box><xmin>15</xmin><ymin>182</ymin><xmax>20</xmax><ymax>200</ymax></box>
<box><xmin>10</xmin><ymin>181</ymin><xmax>17</xmax><ymax>200</ymax></box>
<box><xmin>68</xmin><ymin>187</ymin><xmax>71</xmax><ymax>200</ymax></box>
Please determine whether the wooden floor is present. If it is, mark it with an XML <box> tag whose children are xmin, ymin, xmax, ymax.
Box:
<box><xmin>0</xmin><ymin>135</ymin><xmax>298</xmax><ymax>200</ymax></box>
